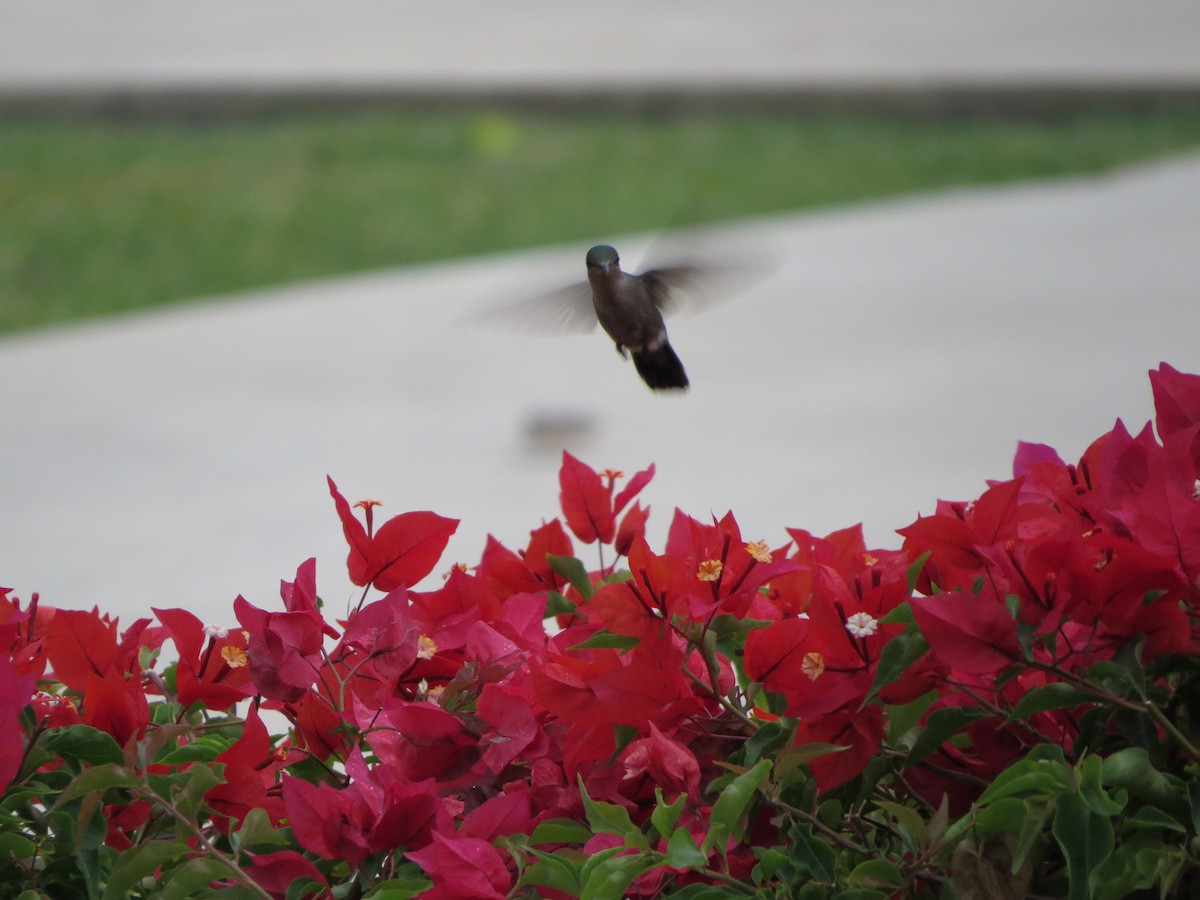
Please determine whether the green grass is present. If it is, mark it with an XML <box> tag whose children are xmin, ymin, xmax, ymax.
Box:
<box><xmin>3</xmin><ymin>106</ymin><xmax>1200</xmax><ymax>333</ymax></box>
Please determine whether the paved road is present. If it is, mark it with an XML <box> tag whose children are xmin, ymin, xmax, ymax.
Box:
<box><xmin>2</xmin><ymin>0</ymin><xmax>1199</xmax><ymax>94</ymax></box>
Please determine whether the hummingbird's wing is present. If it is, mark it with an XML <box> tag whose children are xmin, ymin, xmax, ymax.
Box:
<box><xmin>472</xmin><ymin>281</ymin><xmax>598</xmax><ymax>335</ymax></box>
<box><xmin>638</xmin><ymin>265</ymin><xmax>731</xmax><ymax>317</ymax></box>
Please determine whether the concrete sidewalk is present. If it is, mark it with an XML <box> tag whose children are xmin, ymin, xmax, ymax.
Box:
<box><xmin>3</xmin><ymin>153</ymin><xmax>1198</xmax><ymax>624</ymax></box>
<box><xmin>2</xmin><ymin>0</ymin><xmax>1199</xmax><ymax>109</ymax></box>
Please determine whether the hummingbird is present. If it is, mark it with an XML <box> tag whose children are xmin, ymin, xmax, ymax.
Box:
<box><xmin>584</xmin><ymin>244</ymin><xmax>689</xmax><ymax>391</ymax></box>
<box><xmin>478</xmin><ymin>243</ymin><xmax>722</xmax><ymax>391</ymax></box>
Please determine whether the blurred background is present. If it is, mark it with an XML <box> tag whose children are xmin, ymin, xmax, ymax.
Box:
<box><xmin>3</xmin><ymin>0</ymin><xmax>1200</xmax><ymax>625</ymax></box>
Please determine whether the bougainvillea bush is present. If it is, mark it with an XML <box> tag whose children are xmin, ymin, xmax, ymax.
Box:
<box><xmin>3</xmin><ymin>363</ymin><xmax>1200</xmax><ymax>900</ymax></box>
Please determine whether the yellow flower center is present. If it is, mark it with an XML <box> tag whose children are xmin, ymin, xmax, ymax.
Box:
<box><xmin>801</xmin><ymin>651</ymin><xmax>825</xmax><ymax>681</ymax></box>
<box><xmin>697</xmin><ymin>559</ymin><xmax>724</xmax><ymax>582</ymax></box>
<box><xmin>221</xmin><ymin>645</ymin><xmax>248</xmax><ymax>668</ymax></box>
<box><xmin>745</xmin><ymin>541</ymin><xmax>772</xmax><ymax>563</ymax></box>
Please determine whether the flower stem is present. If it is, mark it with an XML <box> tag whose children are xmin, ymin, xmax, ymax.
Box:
<box><xmin>137</xmin><ymin>774</ymin><xmax>273</xmax><ymax>900</ymax></box>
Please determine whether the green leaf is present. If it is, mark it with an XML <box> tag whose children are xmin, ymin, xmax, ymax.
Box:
<box><xmin>578</xmin><ymin>776</ymin><xmax>644</xmax><ymax>845</ymax></box>
<box><xmin>521</xmin><ymin>850</ymin><xmax>584</xmax><ymax>894</ymax></box>
<box><xmin>43</xmin><ymin>726</ymin><xmax>124</xmax><ymax>768</ymax></box>
<box><xmin>1078</xmin><ymin>755</ymin><xmax>1125</xmax><ymax>817</ymax></box>
<box><xmin>1008</xmin><ymin>683</ymin><xmax>1095</xmax><ymax>720</ymax></box>
<box><xmin>665</xmin><ymin>828</ymin><xmax>708</xmax><ymax>869</ymax></box>
<box><xmin>231</xmin><ymin>806</ymin><xmax>289</xmax><ymax>853</ymax></box>
<box><xmin>928</xmin><ymin>791</ymin><xmax>950</xmax><ymax>846</ymax></box>
<box><xmin>816</xmin><ymin>798</ymin><xmax>843</xmax><ymax>830</ymax></box>
<box><xmin>773</xmin><ymin>741</ymin><xmax>847</xmax><ymax>781</ymax></box>
<box><xmin>547</xmin><ymin>554</ymin><xmax>596</xmax><ymax>601</ymax></box>
<box><xmin>1150</xmin><ymin>846</ymin><xmax>1190</xmax><ymax>899</ymax></box>
<box><xmin>1090</xmin><ymin>653</ymin><xmax>1147</xmax><ymax>702</ymax></box>
<box><xmin>650</xmin><ymin>788</ymin><xmax>686</xmax><ymax>838</ymax></box>
<box><xmin>872</xmin><ymin>800</ymin><xmax>927</xmax><ymax>851</ymax></box>
<box><xmin>1016</xmin><ymin>618</ymin><xmax>1038</xmax><ymax>661</ymax></box>
<box><xmin>2</xmin><ymin>784</ymin><xmax>51</xmax><ymax>812</ymax></box>
<box><xmin>580</xmin><ymin>850</ymin><xmax>657</xmax><ymax>900</ymax></box>
<box><xmin>161</xmin><ymin>856</ymin><xmax>237</xmax><ymax>900</ymax></box>
<box><xmin>158</xmin><ymin>765</ymin><xmax>224</xmax><ymax>842</ymax></box>
<box><xmin>905</xmin><ymin>706</ymin><xmax>990</xmax><ymax>766</ymax></box>
<box><xmin>969</xmin><ymin>796</ymin><xmax>1027</xmax><ymax>837</ymax></box>
<box><xmin>670</xmin><ymin>887</ymin><xmax>755</xmax><ymax>900</ymax></box>
<box><xmin>578</xmin><ymin>847</ymin><xmax>623</xmax><ymax>885</ymax></box>
<box><xmin>862</xmin><ymin>621</ymin><xmax>929</xmax><ymax>706</ymax></box>
<box><xmin>612</xmin><ymin>724</ymin><xmax>639</xmax><ymax>757</ymax></box>
<box><xmin>705</xmin><ymin>612</ymin><xmax>771</xmax><ymax>638</ymax></box>
<box><xmin>570</xmin><ymin>631</ymin><xmax>640</xmax><ymax>651</ymax></box>
<box><xmin>544</xmin><ymin>591</ymin><xmax>577</xmax><ymax>617</ymax></box>
<box><xmin>885</xmin><ymin>691</ymin><xmax>938</xmax><ymax>748</ymax></box>
<box><xmin>978</xmin><ymin>751</ymin><xmax>1071</xmax><ymax>804</ymax></box>
<box><xmin>600</xmin><ymin>567</ymin><xmax>633</xmax><ymax>586</ymax></box>
<box><xmin>101</xmin><ymin>841</ymin><xmax>190</xmax><ymax>900</ymax></box>
<box><xmin>361</xmin><ymin>878</ymin><xmax>436</xmax><ymax>899</ymax></box>
<box><xmin>987</xmin><ymin>767</ymin><xmax>1075</xmax><ymax>803</ymax></box>
<box><xmin>906</xmin><ymin>553</ymin><xmax>931</xmax><ymax>593</ymax></box>
<box><xmin>156</xmin><ymin>738</ymin><xmax>228</xmax><ymax>766</ymax></box>
<box><xmin>848</xmin><ymin>858</ymin><xmax>903</xmax><ymax>889</ymax></box>
<box><xmin>286</xmin><ymin>878</ymin><xmax>328</xmax><ymax>900</ymax></box>
<box><xmin>800</xmin><ymin>886</ymin><xmax>850</xmax><ymax>900</ymax></box>
<box><xmin>52</xmin><ymin>763</ymin><xmax>141</xmax><ymax>808</ymax></box>
<box><xmin>1002</xmin><ymin>592</ymin><xmax>1022</xmax><ymax>621</ymax></box>
<box><xmin>1014</xmin><ymin>796</ymin><xmax>1054</xmax><ymax>873</ymax></box>
<box><xmin>0</xmin><ymin>832</ymin><xmax>36</xmax><ymax>859</ymax></box>
<box><xmin>74</xmin><ymin>803</ymin><xmax>108</xmax><ymax>900</ymax></box>
<box><xmin>789</xmin><ymin>823</ymin><xmax>837</xmax><ymax>882</ymax></box>
<box><xmin>1052</xmin><ymin>791</ymin><xmax>1115</xmax><ymax>900</ymax></box>
<box><xmin>753</xmin><ymin>847</ymin><xmax>789</xmax><ymax>885</ymax></box>
<box><xmin>1122</xmin><ymin>805</ymin><xmax>1188</xmax><ymax>833</ymax></box>
<box><xmin>676</xmin><ymin>888</ymin><xmax>748</xmax><ymax>900</ymax></box>
<box><xmin>1094</xmin><ymin>842</ymin><xmax>1172</xmax><ymax>900</ymax></box>
<box><xmin>529</xmin><ymin>818</ymin><xmax>592</xmax><ymax>846</ymax></box>
<box><xmin>1026</xmin><ymin>742</ymin><xmax>1070</xmax><ymax>765</ymax></box>
<box><xmin>702</xmin><ymin>759</ymin><xmax>771</xmax><ymax>854</ymax></box>
<box><xmin>742</xmin><ymin>717</ymin><xmax>796</xmax><ymax>768</ymax></box>
<box><xmin>1104</xmin><ymin>747</ymin><xmax>1187</xmax><ymax>819</ymax></box>
<box><xmin>878</xmin><ymin>603</ymin><xmax>914</xmax><ymax>626</ymax></box>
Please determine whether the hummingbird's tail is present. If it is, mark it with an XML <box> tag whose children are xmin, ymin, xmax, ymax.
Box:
<box><xmin>632</xmin><ymin>341</ymin><xmax>689</xmax><ymax>391</ymax></box>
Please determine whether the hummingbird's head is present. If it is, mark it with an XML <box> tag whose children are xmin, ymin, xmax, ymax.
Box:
<box><xmin>585</xmin><ymin>244</ymin><xmax>619</xmax><ymax>275</ymax></box>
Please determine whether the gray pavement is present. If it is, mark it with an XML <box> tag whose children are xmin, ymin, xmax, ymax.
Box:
<box><xmin>2</xmin><ymin>1</ymin><xmax>1199</xmax><ymax>625</ymax></box>
<box><xmin>2</xmin><ymin>0</ymin><xmax>1199</xmax><ymax>97</ymax></box>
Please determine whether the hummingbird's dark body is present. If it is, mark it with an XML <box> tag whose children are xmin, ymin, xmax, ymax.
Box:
<box><xmin>477</xmin><ymin>242</ymin><xmax>729</xmax><ymax>391</ymax></box>
<box><xmin>585</xmin><ymin>245</ymin><xmax>689</xmax><ymax>391</ymax></box>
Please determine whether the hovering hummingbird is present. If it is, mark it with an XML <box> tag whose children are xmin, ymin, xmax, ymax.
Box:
<box><xmin>584</xmin><ymin>244</ymin><xmax>689</xmax><ymax>391</ymax></box>
<box><xmin>478</xmin><ymin>243</ymin><xmax>732</xmax><ymax>392</ymax></box>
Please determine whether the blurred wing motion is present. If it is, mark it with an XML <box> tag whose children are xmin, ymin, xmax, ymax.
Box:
<box><xmin>638</xmin><ymin>265</ymin><xmax>714</xmax><ymax>317</ymax></box>
<box><xmin>475</xmin><ymin>257</ymin><xmax>761</xmax><ymax>335</ymax></box>
<box><xmin>472</xmin><ymin>281</ymin><xmax>597</xmax><ymax>335</ymax></box>
<box><xmin>639</xmin><ymin>249</ymin><xmax>776</xmax><ymax>316</ymax></box>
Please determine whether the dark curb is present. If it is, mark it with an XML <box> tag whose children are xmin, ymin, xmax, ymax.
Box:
<box><xmin>4</xmin><ymin>81</ymin><xmax>1200</xmax><ymax>122</ymax></box>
